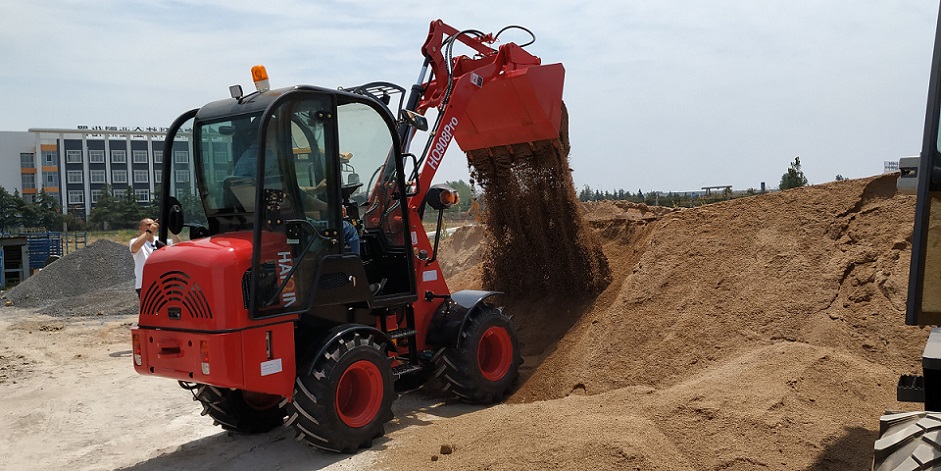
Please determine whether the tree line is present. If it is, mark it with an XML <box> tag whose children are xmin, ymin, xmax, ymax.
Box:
<box><xmin>578</xmin><ymin>156</ymin><xmax>815</xmax><ymax>206</ymax></box>
<box><xmin>0</xmin><ymin>184</ymin><xmax>203</xmax><ymax>234</ymax></box>
<box><xmin>0</xmin><ymin>187</ymin><xmax>63</xmax><ymax>234</ymax></box>
<box><xmin>0</xmin><ymin>157</ymin><xmax>819</xmax><ymax>233</ymax></box>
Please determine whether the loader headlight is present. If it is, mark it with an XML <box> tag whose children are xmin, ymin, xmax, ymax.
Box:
<box><xmin>426</xmin><ymin>184</ymin><xmax>459</xmax><ymax>210</ymax></box>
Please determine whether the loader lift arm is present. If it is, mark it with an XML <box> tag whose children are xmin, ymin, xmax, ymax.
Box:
<box><xmin>400</xmin><ymin>19</ymin><xmax>565</xmax><ymax>216</ymax></box>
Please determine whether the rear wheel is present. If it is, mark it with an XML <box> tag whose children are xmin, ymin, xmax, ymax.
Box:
<box><xmin>285</xmin><ymin>330</ymin><xmax>394</xmax><ymax>453</ymax></box>
<box><xmin>873</xmin><ymin>411</ymin><xmax>941</xmax><ymax>470</ymax></box>
<box><xmin>430</xmin><ymin>305</ymin><xmax>522</xmax><ymax>403</ymax></box>
<box><xmin>181</xmin><ymin>382</ymin><xmax>285</xmax><ymax>434</ymax></box>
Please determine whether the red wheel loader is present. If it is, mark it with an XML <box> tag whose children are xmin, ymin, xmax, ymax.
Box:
<box><xmin>131</xmin><ymin>20</ymin><xmax>565</xmax><ymax>452</ymax></box>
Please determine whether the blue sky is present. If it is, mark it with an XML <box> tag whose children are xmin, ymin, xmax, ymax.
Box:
<box><xmin>1</xmin><ymin>1</ymin><xmax>937</xmax><ymax>192</ymax></box>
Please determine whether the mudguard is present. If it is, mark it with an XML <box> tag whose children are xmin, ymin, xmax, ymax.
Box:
<box><xmin>425</xmin><ymin>290</ymin><xmax>503</xmax><ymax>348</ymax></box>
<box><xmin>298</xmin><ymin>324</ymin><xmax>393</xmax><ymax>376</ymax></box>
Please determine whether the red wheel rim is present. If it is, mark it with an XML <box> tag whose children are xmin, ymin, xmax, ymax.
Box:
<box><xmin>477</xmin><ymin>326</ymin><xmax>513</xmax><ymax>382</ymax></box>
<box><xmin>335</xmin><ymin>360</ymin><xmax>383</xmax><ymax>428</ymax></box>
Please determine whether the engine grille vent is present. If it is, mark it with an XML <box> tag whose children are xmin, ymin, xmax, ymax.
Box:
<box><xmin>141</xmin><ymin>271</ymin><xmax>213</xmax><ymax>319</ymax></box>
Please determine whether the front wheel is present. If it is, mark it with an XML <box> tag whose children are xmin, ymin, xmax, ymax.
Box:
<box><xmin>873</xmin><ymin>411</ymin><xmax>941</xmax><ymax>470</ymax></box>
<box><xmin>430</xmin><ymin>305</ymin><xmax>522</xmax><ymax>403</ymax></box>
<box><xmin>284</xmin><ymin>330</ymin><xmax>394</xmax><ymax>453</ymax></box>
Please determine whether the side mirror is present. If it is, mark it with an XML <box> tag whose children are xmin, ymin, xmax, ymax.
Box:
<box><xmin>400</xmin><ymin>109</ymin><xmax>428</xmax><ymax>132</ymax></box>
<box><xmin>166</xmin><ymin>196</ymin><xmax>185</xmax><ymax>235</ymax></box>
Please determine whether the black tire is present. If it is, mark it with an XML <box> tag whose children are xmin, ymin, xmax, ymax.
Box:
<box><xmin>873</xmin><ymin>411</ymin><xmax>941</xmax><ymax>470</ymax></box>
<box><xmin>285</xmin><ymin>330</ymin><xmax>395</xmax><ymax>453</ymax></box>
<box><xmin>43</xmin><ymin>255</ymin><xmax>60</xmax><ymax>267</ymax></box>
<box><xmin>186</xmin><ymin>383</ymin><xmax>286</xmax><ymax>434</ymax></box>
<box><xmin>429</xmin><ymin>305</ymin><xmax>522</xmax><ymax>403</ymax></box>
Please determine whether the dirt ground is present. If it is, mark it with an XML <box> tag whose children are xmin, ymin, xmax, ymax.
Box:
<box><xmin>0</xmin><ymin>173</ymin><xmax>929</xmax><ymax>470</ymax></box>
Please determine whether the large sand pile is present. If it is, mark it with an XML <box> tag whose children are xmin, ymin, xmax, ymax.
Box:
<box><xmin>0</xmin><ymin>174</ymin><xmax>927</xmax><ymax>470</ymax></box>
<box><xmin>385</xmin><ymin>174</ymin><xmax>928</xmax><ymax>470</ymax></box>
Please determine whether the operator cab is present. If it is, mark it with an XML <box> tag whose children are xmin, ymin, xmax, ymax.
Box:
<box><xmin>160</xmin><ymin>82</ymin><xmax>417</xmax><ymax>322</ymax></box>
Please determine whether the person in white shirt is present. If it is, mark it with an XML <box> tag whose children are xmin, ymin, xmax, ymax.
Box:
<box><xmin>130</xmin><ymin>218</ymin><xmax>178</xmax><ymax>297</ymax></box>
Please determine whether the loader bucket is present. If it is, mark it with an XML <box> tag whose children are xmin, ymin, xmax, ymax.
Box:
<box><xmin>453</xmin><ymin>63</ymin><xmax>565</xmax><ymax>152</ymax></box>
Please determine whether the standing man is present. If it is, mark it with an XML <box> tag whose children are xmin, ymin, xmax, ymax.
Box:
<box><xmin>130</xmin><ymin>218</ymin><xmax>178</xmax><ymax>297</ymax></box>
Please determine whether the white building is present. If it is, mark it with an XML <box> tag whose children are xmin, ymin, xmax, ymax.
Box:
<box><xmin>0</xmin><ymin>127</ymin><xmax>195</xmax><ymax>220</ymax></box>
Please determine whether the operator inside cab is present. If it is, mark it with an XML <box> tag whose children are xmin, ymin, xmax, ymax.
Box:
<box><xmin>230</xmin><ymin>121</ymin><xmax>360</xmax><ymax>254</ymax></box>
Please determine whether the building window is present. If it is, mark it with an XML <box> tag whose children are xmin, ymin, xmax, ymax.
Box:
<box><xmin>174</xmin><ymin>150</ymin><xmax>189</xmax><ymax>164</ymax></box>
<box><xmin>175</xmin><ymin>187</ymin><xmax>189</xmax><ymax>199</ymax></box>
<box><xmin>175</xmin><ymin>170</ymin><xmax>190</xmax><ymax>183</ymax></box>
<box><xmin>22</xmin><ymin>174</ymin><xmax>36</xmax><ymax>189</ymax></box>
<box><xmin>90</xmin><ymin>189</ymin><xmax>102</xmax><ymax>203</ymax></box>
<box><xmin>42</xmin><ymin>150</ymin><xmax>58</xmax><ymax>166</ymax></box>
<box><xmin>88</xmin><ymin>149</ymin><xmax>105</xmax><ymax>163</ymax></box>
<box><xmin>153</xmin><ymin>150</ymin><xmax>163</xmax><ymax>163</ymax></box>
<box><xmin>113</xmin><ymin>187</ymin><xmax>126</xmax><ymax>198</ymax></box>
<box><xmin>68</xmin><ymin>190</ymin><xmax>84</xmax><ymax>204</ymax></box>
<box><xmin>90</xmin><ymin>170</ymin><xmax>106</xmax><ymax>184</ymax></box>
<box><xmin>133</xmin><ymin>150</ymin><xmax>148</xmax><ymax>163</ymax></box>
<box><xmin>133</xmin><ymin>169</ymin><xmax>149</xmax><ymax>183</ymax></box>
<box><xmin>135</xmin><ymin>189</ymin><xmax>150</xmax><ymax>202</ymax></box>
<box><xmin>113</xmin><ymin>169</ymin><xmax>128</xmax><ymax>184</ymax></box>
<box><xmin>45</xmin><ymin>172</ymin><xmax>58</xmax><ymax>187</ymax></box>
<box><xmin>154</xmin><ymin>171</ymin><xmax>162</xmax><ymax>184</ymax></box>
<box><xmin>66</xmin><ymin>150</ymin><xmax>83</xmax><ymax>164</ymax></box>
<box><xmin>67</xmin><ymin>171</ymin><xmax>83</xmax><ymax>184</ymax></box>
<box><xmin>20</xmin><ymin>153</ymin><xmax>35</xmax><ymax>169</ymax></box>
<box><xmin>111</xmin><ymin>149</ymin><xmax>127</xmax><ymax>163</ymax></box>
<box><xmin>22</xmin><ymin>194</ymin><xmax>35</xmax><ymax>203</ymax></box>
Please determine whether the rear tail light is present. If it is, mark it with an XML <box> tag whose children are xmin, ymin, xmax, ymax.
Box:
<box><xmin>200</xmin><ymin>340</ymin><xmax>210</xmax><ymax>375</ymax></box>
<box><xmin>132</xmin><ymin>333</ymin><xmax>142</xmax><ymax>366</ymax></box>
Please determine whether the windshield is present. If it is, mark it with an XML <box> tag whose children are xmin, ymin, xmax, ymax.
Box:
<box><xmin>336</xmin><ymin>102</ymin><xmax>404</xmax><ymax>247</ymax></box>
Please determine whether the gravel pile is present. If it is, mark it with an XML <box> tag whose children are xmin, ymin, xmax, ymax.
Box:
<box><xmin>2</xmin><ymin>239</ymin><xmax>138</xmax><ymax>317</ymax></box>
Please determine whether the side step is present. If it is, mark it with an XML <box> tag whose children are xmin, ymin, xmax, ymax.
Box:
<box><xmin>392</xmin><ymin>363</ymin><xmax>423</xmax><ymax>377</ymax></box>
<box><xmin>898</xmin><ymin>375</ymin><xmax>926</xmax><ymax>403</ymax></box>
<box><xmin>388</xmin><ymin>328</ymin><xmax>418</xmax><ymax>340</ymax></box>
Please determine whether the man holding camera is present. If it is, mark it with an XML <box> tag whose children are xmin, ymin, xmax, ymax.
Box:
<box><xmin>130</xmin><ymin>218</ymin><xmax>178</xmax><ymax>298</ymax></box>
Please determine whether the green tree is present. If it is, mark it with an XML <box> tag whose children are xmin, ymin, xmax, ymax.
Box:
<box><xmin>11</xmin><ymin>189</ymin><xmax>34</xmax><ymax>230</ymax></box>
<box><xmin>0</xmin><ymin>186</ymin><xmax>19</xmax><ymax>234</ymax></box>
<box><xmin>33</xmin><ymin>190</ymin><xmax>63</xmax><ymax>231</ymax></box>
<box><xmin>779</xmin><ymin>156</ymin><xmax>808</xmax><ymax>190</ymax></box>
<box><xmin>578</xmin><ymin>185</ymin><xmax>593</xmax><ymax>202</ymax></box>
<box><xmin>116</xmin><ymin>186</ymin><xmax>146</xmax><ymax>227</ymax></box>
<box><xmin>89</xmin><ymin>185</ymin><xmax>120</xmax><ymax>230</ymax></box>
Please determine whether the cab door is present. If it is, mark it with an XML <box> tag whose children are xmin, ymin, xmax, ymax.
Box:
<box><xmin>249</xmin><ymin>92</ymin><xmax>349</xmax><ymax>318</ymax></box>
